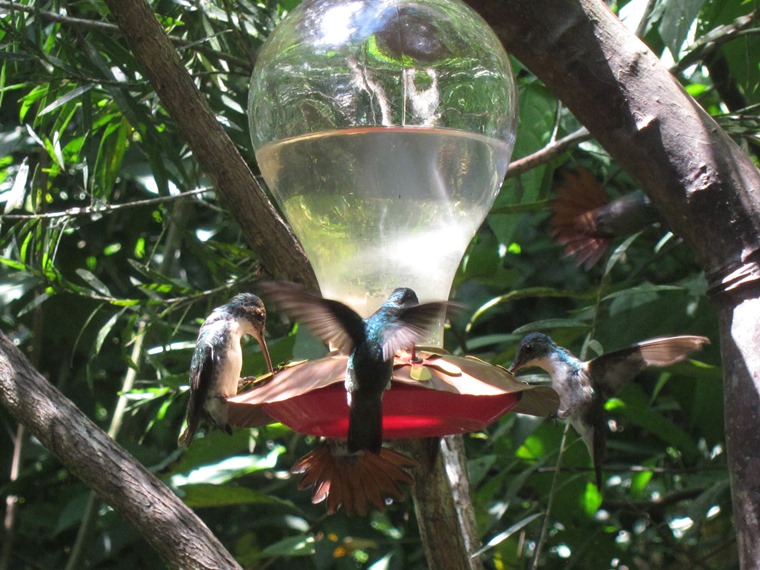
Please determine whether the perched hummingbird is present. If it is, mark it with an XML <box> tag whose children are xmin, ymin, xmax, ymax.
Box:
<box><xmin>259</xmin><ymin>281</ymin><xmax>458</xmax><ymax>454</ymax></box>
<box><xmin>178</xmin><ymin>293</ymin><xmax>273</xmax><ymax>447</ymax></box>
<box><xmin>509</xmin><ymin>332</ymin><xmax>709</xmax><ymax>488</ymax></box>
<box><xmin>550</xmin><ymin>167</ymin><xmax>658</xmax><ymax>269</ymax></box>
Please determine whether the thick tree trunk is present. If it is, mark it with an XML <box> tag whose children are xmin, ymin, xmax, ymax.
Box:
<box><xmin>0</xmin><ymin>333</ymin><xmax>241</xmax><ymax>570</ymax></box>
<box><xmin>464</xmin><ymin>0</ymin><xmax>760</xmax><ymax>566</ymax></box>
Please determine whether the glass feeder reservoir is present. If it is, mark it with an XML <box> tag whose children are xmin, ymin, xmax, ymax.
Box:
<box><xmin>249</xmin><ymin>0</ymin><xmax>518</xmax><ymax>342</ymax></box>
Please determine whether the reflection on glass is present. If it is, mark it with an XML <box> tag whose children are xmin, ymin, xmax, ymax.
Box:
<box><xmin>249</xmin><ymin>0</ymin><xmax>517</xmax><ymax>344</ymax></box>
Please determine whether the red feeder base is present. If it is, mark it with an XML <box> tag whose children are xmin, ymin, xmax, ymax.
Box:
<box><xmin>228</xmin><ymin>350</ymin><xmax>558</xmax><ymax>437</ymax></box>
<box><xmin>261</xmin><ymin>381</ymin><xmax>520</xmax><ymax>439</ymax></box>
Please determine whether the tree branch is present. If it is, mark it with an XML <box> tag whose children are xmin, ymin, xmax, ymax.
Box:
<box><xmin>400</xmin><ymin>437</ymin><xmax>484</xmax><ymax>570</ymax></box>
<box><xmin>0</xmin><ymin>332</ymin><xmax>241</xmax><ymax>569</ymax></box>
<box><xmin>2</xmin><ymin>187</ymin><xmax>213</xmax><ymax>220</ymax></box>
<box><xmin>506</xmin><ymin>127</ymin><xmax>591</xmax><ymax>179</ymax></box>
<box><xmin>468</xmin><ymin>0</ymin><xmax>760</xmax><ymax>284</ymax></box>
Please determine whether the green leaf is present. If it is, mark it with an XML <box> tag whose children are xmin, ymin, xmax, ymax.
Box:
<box><xmin>260</xmin><ymin>535</ymin><xmax>315</xmax><ymax>557</ymax></box>
<box><xmin>513</xmin><ymin>319</ymin><xmax>590</xmax><ymax>334</ymax></box>
<box><xmin>76</xmin><ymin>268</ymin><xmax>112</xmax><ymax>296</ymax></box>
<box><xmin>472</xmin><ymin>512</ymin><xmax>543</xmax><ymax>556</ymax></box>
<box><xmin>656</xmin><ymin>0</ymin><xmax>708</xmax><ymax>57</ymax></box>
<box><xmin>607</xmin><ymin>385</ymin><xmax>700</xmax><ymax>462</ymax></box>
<box><xmin>583</xmin><ymin>482</ymin><xmax>603</xmax><ymax>515</ymax></box>
<box><xmin>94</xmin><ymin>311</ymin><xmax>121</xmax><ymax>356</ymax></box>
<box><xmin>604</xmin><ymin>282</ymin><xmax>683</xmax><ymax>316</ymax></box>
<box><xmin>468</xmin><ymin>287</ymin><xmax>596</xmax><ymax>332</ymax></box>
<box><xmin>603</xmin><ymin>232</ymin><xmax>641</xmax><ymax>277</ymax></box>
<box><xmin>180</xmin><ymin>483</ymin><xmax>295</xmax><ymax>509</ymax></box>
<box><xmin>38</xmin><ymin>84</ymin><xmax>93</xmax><ymax>116</ymax></box>
<box><xmin>0</xmin><ymin>257</ymin><xmax>27</xmax><ymax>271</ymax></box>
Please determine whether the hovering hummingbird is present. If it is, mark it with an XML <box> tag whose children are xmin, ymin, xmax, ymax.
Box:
<box><xmin>509</xmin><ymin>332</ymin><xmax>709</xmax><ymax>488</ymax></box>
<box><xmin>550</xmin><ymin>167</ymin><xmax>658</xmax><ymax>269</ymax></box>
<box><xmin>178</xmin><ymin>293</ymin><xmax>273</xmax><ymax>447</ymax></box>
<box><xmin>259</xmin><ymin>282</ymin><xmax>458</xmax><ymax>454</ymax></box>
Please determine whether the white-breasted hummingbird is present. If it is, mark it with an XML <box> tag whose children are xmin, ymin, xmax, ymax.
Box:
<box><xmin>178</xmin><ymin>293</ymin><xmax>273</xmax><ymax>447</ymax></box>
<box><xmin>509</xmin><ymin>332</ymin><xmax>709</xmax><ymax>488</ymax></box>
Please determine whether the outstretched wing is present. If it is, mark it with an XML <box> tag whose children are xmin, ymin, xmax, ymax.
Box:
<box><xmin>381</xmin><ymin>301</ymin><xmax>462</xmax><ymax>361</ymax></box>
<box><xmin>259</xmin><ymin>281</ymin><xmax>366</xmax><ymax>355</ymax></box>
<box><xmin>591</xmin><ymin>335</ymin><xmax>709</xmax><ymax>396</ymax></box>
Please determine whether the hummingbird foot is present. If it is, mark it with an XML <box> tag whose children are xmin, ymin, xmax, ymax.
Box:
<box><xmin>292</xmin><ymin>442</ymin><xmax>418</xmax><ymax>516</ymax></box>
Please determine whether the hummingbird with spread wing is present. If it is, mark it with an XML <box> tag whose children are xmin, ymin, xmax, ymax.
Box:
<box><xmin>259</xmin><ymin>281</ymin><xmax>458</xmax><ymax>454</ymax></box>
<box><xmin>178</xmin><ymin>293</ymin><xmax>273</xmax><ymax>447</ymax></box>
<box><xmin>509</xmin><ymin>332</ymin><xmax>709</xmax><ymax>488</ymax></box>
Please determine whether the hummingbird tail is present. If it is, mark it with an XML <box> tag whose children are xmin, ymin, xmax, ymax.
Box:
<box><xmin>347</xmin><ymin>396</ymin><xmax>383</xmax><ymax>454</ymax></box>
<box><xmin>292</xmin><ymin>443</ymin><xmax>418</xmax><ymax>516</ymax></box>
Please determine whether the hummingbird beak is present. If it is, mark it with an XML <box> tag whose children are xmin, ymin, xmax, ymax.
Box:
<box><xmin>507</xmin><ymin>357</ymin><xmax>522</xmax><ymax>375</ymax></box>
<box><xmin>252</xmin><ymin>329</ymin><xmax>274</xmax><ymax>373</ymax></box>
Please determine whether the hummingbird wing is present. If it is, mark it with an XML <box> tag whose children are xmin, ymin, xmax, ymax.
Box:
<box><xmin>178</xmin><ymin>340</ymin><xmax>216</xmax><ymax>447</ymax></box>
<box><xmin>259</xmin><ymin>281</ymin><xmax>366</xmax><ymax>354</ymax></box>
<box><xmin>589</xmin><ymin>335</ymin><xmax>709</xmax><ymax>396</ymax></box>
<box><xmin>380</xmin><ymin>301</ymin><xmax>461</xmax><ymax>361</ymax></box>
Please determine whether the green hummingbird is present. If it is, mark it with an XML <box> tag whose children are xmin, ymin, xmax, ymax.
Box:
<box><xmin>178</xmin><ymin>293</ymin><xmax>273</xmax><ymax>447</ymax></box>
<box><xmin>509</xmin><ymin>332</ymin><xmax>709</xmax><ymax>488</ymax></box>
<box><xmin>259</xmin><ymin>281</ymin><xmax>458</xmax><ymax>453</ymax></box>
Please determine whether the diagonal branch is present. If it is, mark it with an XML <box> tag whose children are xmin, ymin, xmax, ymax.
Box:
<box><xmin>0</xmin><ymin>332</ymin><xmax>242</xmax><ymax>569</ymax></box>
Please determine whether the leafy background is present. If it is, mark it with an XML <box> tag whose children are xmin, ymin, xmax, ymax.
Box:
<box><xmin>1</xmin><ymin>0</ymin><xmax>756</xmax><ymax>568</ymax></box>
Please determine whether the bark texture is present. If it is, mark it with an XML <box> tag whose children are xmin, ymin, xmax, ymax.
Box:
<box><xmin>0</xmin><ymin>333</ymin><xmax>241</xmax><ymax>570</ymax></box>
<box><xmin>402</xmin><ymin>437</ymin><xmax>484</xmax><ymax>570</ymax></box>
<box><xmin>102</xmin><ymin>0</ymin><xmax>317</xmax><ymax>289</ymax></box>
<box><xmin>464</xmin><ymin>0</ymin><xmax>760</xmax><ymax>566</ymax></box>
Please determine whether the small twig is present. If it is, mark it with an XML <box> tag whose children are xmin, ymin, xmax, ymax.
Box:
<box><xmin>533</xmin><ymin>463</ymin><xmax>726</xmax><ymax>475</ymax></box>
<box><xmin>1</xmin><ymin>187</ymin><xmax>213</xmax><ymax>221</ymax></box>
<box><xmin>634</xmin><ymin>0</ymin><xmax>656</xmax><ymax>39</ymax></box>
<box><xmin>506</xmin><ymin>127</ymin><xmax>591</xmax><ymax>179</ymax></box>
<box><xmin>601</xmin><ymin>487</ymin><xmax>708</xmax><ymax>512</ymax></box>
<box><xmin>0</xmin><ymin>425</ymin><xmax>24</xmax><ymax>570</ymax></box>
<box><xmin>530</xmin><ymin>422</ymin><xmax>570</xmax><ymax>570</ymax></box>
<box><xmin>65</xmin><ymin>321</ymin><xmax>147</xmax><ymax>570</ymax></box>
<box><xmin>672</xmin><ymin>11</ymin><xmax>757</xmax><ymax>75</ymax></box>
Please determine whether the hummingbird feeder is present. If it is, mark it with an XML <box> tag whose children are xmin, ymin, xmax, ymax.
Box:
<box><xmin>248</xmin><ymin>0</ymin><xmax>518</xmax><ymax>337</ymax></box>
<box><xmin>238</xmin><ymin>0</ymin><xmax>558</xmax><ymax>512</ymax></box>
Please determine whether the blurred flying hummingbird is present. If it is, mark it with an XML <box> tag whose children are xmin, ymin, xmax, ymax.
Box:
<box><xmin>550</xmin><ymin>167</ymin><xmax>658</xmax><ymax>269</ymax></box>
<box><xmin>260</xmin><ymin>282</ymin><xmax>458</xmax><ymax>454</ymax></box>
<box><xmin>509</xmin><ymin>332</ymin><xmax>709</xmax><ymax>488</ymax></box>
<box><xmin>178</xmin><ymin>293</ymin><xmax>273</xmax><ymax>447</ymax></box>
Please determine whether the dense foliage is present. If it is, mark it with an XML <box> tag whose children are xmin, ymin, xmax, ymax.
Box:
<box><xmin>1</xmin><ymin>0</ymin><xmax>757</xmax><ymax>568</ymax></box>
